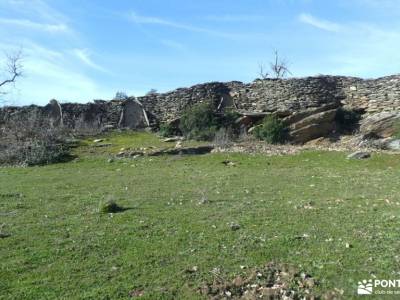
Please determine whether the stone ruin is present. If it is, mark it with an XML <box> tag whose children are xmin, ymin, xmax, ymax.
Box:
<box><xmin>2</xmin><ymin>75</ymin><xmax>400</xmax><ymax>143</ymax></box>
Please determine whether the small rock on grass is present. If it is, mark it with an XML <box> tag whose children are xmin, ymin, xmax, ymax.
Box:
<box><xmin>345</xmin><ymin>243</ymin><xmax>353</xmax><ymax>248</ymax></box>
<box><xmin>222</xmin><ymin>160</ymin><xmax>236</xmax><ymax>167</ymax></box>
<box><xmin>163</xmin><ymin>137</ymin><xmax>183</xmax><ymax>143</ymax></box>
<box><xmin>185</xmin><ymin>266</ymin><xmax>198</xmax><ymax>274</ymax></box>
<box><xmin>0</xmin><ymin>233</ymin><xmax>11</xmax><ymax>239</ymax></box>
<box><xmin>230</xmin><ymin>223</ymin><xmax>241</xmax><ymax>231</ymax></box>
<box><xmin>347</xmin><ymin>151</ymin><xmax>371</xmax><ymax>160</ymax></box>
<box><xmin>128</xmin><ymin>288</ymin><xmax>144</xmax><ymax>298</ymax></box>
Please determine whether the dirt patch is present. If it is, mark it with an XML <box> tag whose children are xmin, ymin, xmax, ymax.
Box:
<box><xmin>198</xmin><ymin>262</ymin><xmax>341</xmax><ymax>300</ymax></box>
<box><xmin>116</xmin><ymin>145</ymin><xmax>215</xmax><ymax>158</ymax></box>
<box><xmin>212</xmin><ymin>134</ymin><xmax>395</xmax><ymax>156</ymax></box>
<box><xmin>212</xmin><ymin>142</ymin><xmax>300</xmax><ymax>156</ymax></box>
<box><xmin>148</xmin><ymin>146</ymin><xmax>214</xmax><ymax>156</ymax></box>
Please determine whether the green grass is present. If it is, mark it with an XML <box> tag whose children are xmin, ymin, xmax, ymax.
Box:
<box><xmin>1</xmin><ymin>132</ymin><xmax>400</xmax><ymax>299</ymax></box>
<box><xmin>76</xmin><ymin>131</ymin><xmax>206</xmax><ymax>157</ymax></box>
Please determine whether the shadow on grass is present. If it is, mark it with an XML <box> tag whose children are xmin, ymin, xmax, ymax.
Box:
<box><xmin>100</xmin><ymin>201</ymin><xmax>136</xmax><ymax>214</ymax></box>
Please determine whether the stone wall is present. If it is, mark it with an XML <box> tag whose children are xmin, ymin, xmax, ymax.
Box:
<box><xmin>227</xmin><ymin>76</ymin><xmax>344</xmax><ymax>113</ymax></box>
<box><xmin>340</xmin><ymin>75</ymin><xmax>400</xmax><ymax>113</ymax></box>
<box><xmin>2</xmin><ymin>75</ymin><xmax>400</xmax><ymax>141</ymax></box>
<box><xmin>138</xmin><ymin>82</ymin><xmax>231</xmax><ymax>123</ymax></box>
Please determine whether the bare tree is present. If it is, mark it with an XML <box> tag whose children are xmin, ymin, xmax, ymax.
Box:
<box><xmin>258</xmin><ymin>50</ymin><xmax>292</xmax><ymax>80</ymax></box>
<box><xmin>258</xmin><ymin>62</ymin><xmax>270</xmax><ymax>79</ymax></box>
<box><xmin>146</xmin><ymin>89</ymin><xmax>158</xmax><ymax>96</ymax></box>
<box><xmin>0</xmin><ymin>50</ymin><xmax>23</xmax><ymax>99</ymax></box>
<box><xmin>270</xmin><ymin>50</ymin><xmax>291</xmax><ymax>79</ymax></box>
<box><xmin>114</xmin><ymin>91</ymin><xmax>129</xmax><ymax>100</ymax></box>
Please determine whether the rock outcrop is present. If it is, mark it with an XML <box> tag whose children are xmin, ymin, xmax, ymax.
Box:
<box><xmin>359</xmin><ymin>112</ymin><xmax>400</xmax><ymax>138</ymax></box>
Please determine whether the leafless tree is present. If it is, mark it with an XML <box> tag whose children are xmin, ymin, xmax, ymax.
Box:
<box><xmin>0</xmin><ymin>50</ymin><xmax>23</xmax><ymax>99</ymax></box>
<box><xmin>258</xmin><ymin>50</ymin><xmax>292</xmax><ymax>80</ymax></box>
<box><xmin>258</xmin><ymin>62</ymin><xmax>270</xmax><ymax>79</ymax></box>
<box><xmin>146</xmin><ymin>89</ymin><xmax>158</xmax><ymax>96</ymax></box>
<box><xmin>114</xmin><ymin>91</ymin><xmax>129</xmax><ymax>100</ymax></box>
<box><xmin>270</xmin><ymin>50</ymin><xmax>292</xmax><ymax>79</ymax></box>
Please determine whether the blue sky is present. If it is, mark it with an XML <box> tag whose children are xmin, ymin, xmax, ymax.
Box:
<box><xmin>1</xmin><ymin>0</ymin><xmax>400</xmax><ymax>105</ymax></box>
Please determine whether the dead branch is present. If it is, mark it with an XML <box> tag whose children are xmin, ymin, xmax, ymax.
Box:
<box><xmin>0</xmin><ymin>50</ymin><xmax>23</xmax><ymax>89</ymax></box>
<box><xmin>258</xmin><ymin>62</ymin><xmax>269</xmax><ymax>79</ymax></box>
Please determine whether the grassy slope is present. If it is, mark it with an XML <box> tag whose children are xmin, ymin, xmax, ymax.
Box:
<box><xmin>1</xmin><ymin>132</ymin><xmax>400</xmax><ymax>299</ymax></box>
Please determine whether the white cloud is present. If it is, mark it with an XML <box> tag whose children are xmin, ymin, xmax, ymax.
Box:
<box><xmin>0</xmin><ymin>40</ymin><xmax>112</xmax><ymax>104</ymax></box>
<box><xmin>129</xmin><ymin>12</ymin><xmax>179</xmax><ymax>27</ymax></box>
<box><xmin>298</xmin><ymin>13</ymin><xmax>341</xmax><ymax>32</ymax></box>
<box><xmin>0</xmin><ymin>0</ymin><xmax>69</xmax><ymax>24</ymax></box>
<box><xmin>160</xmin><ymin>39</ymin><xmax>186</xmax><ymax>51</ymax></box>
<box><xmin>328</xmin><ymin>23</ymin><xmax>400</xmax><ymax>77</ymax></box>
<box><xmin>128</xmin><ymin>11</ymin><xmax>263</xmax><ymax>40</ymax></box>
<box><xmin>204</xmin><ymin>14</ymin><xmax>264</xmax><ymax>22</ymax></box>
<box><xmin>72</xmin><ymin>49</ymin><xmax>108</xmax><ymax>73</ymax></box>
<box><xmin>22</xmin><ymin>53</ymin><xmax>111</xmax><ymax>104</ymax></box>
<box><xmin>0</xmin><ymin>1</ymin><xmax>110</xmax><ymax>104</ymax></box>
<box><xmin>0</xmin><ymin>17</ymin><xmax>69</xmax><ymax>33</ymax></box>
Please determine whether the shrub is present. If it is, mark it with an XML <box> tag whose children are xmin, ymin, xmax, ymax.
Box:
<box><xmin>253</xmin><ymin>115</ymin><xmax>288</xmax><ymax>144</ymax></box>
<box><xmin>100</xmin><ymin>199</ymin><xmax>125</xmax><ymax>213</ymax></box>
<box><xmin>218</xmin><ymin>110</ymin><xmax>240</xmax><ymax>129</ymax></box>
<box><xmin>0</xmin><ymin>115</ymin><xmax>72</xmax><ymax>166</ymax></box>
<box><xmin>213</xmin><ymin>127</ymin><xmax>234</xmax><ymax>148</ymax></box>
<box><xmin>393</xmin><ymin>122</ymin><xmax>400</xmax><ymax>139</ymax></box>
<box><xmin>335</xmin><ymin>107</ymin><xmax>361</xmax><ymax>133</ymax></box>
<box><xmin>179</xmin><ymin>103</ymin><xmax>241</xmax><ymax>141</ymax></box>
<box><xmin>179</xmin><ymin>102</ymin><xmax>219</xmax><ymax>141</ymax></box>
<box><xmin>159</xmin><ymin>122</ymin><xmax>179</xmax><ymax>137</ymax></box>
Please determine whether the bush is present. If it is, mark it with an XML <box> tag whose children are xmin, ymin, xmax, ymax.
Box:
<box><xmin>100</xmin><ymin>199</ymin><xmax>125</xmax><ymax>213</ymax></box>
<box><xmin>179</xmin><ymin>103</ymin><xmax>241</xmax><ymax>141</ymax></box>
<box><xmin>393</xmin><ymin>122</ymin><xmax>400</xmax><ymax>139</ymax></box>
<box><xmin>0</xmin><ymin>116</ymin><xmax>72</xmax><ymax>166</ymax></box>
<box><xmin>335</xmin><ymin>107</ymin><xmax>361</xmax><ymax>133</ymax></box>
<box><xmin>159</xmin><ymin>123</ymin><xmax>179</xmax><ymax>137</ymax></box>
<box><xmin>253</xmin><ymin>115</ymin><xmax>288</xmax><ymax>144</ymax></box>
<box><xmin>179</xmin><ymin>102</ymin><xmax>219</xmax><ymax>141</ymax></box>
<box><xmin>213</xmin><ymin>127</ymin><xmax>234</xmax><ymax>148</ymax></box>
<box><xmin>219</xmin><ymin>110</ymin><xmax>240</xmax><ymax>129</ymax></box>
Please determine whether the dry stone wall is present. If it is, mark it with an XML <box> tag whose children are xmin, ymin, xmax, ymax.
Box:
<box><xmin>137</xmin><ymin>82</ymin><xmax>231</xmax><ymax>123</ymax></box>
<box><xmin>340</xmin><ymin>75</ymin><xmax>400</xmax><ymax>113</ymax></box>
<box><xmin>2</xmin><ymin>75</ymin><xmax>400</xmax><ymax>141</ymax></box>
<box><xmin>227</xmin><ymin>76</ymin><xmax>344</xmax><ymax>113</ymax></box>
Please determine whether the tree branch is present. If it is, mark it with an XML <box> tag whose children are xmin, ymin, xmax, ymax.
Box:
<box><xmin>0</xmin><ymin>50</ymin><xmax>23</xmax><ymax>89</ymax></box>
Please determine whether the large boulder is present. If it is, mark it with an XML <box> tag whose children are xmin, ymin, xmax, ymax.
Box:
<box><xmin>288</xmin><ymin>109</ymin><xmax>337</xmax><ymax>143</ymax></box>
<box><xmin>118</xmin><ymin>99</ymin><xmax>149</xmax><ymax>129</ymax></box>
<box><xmin>359</xmin><ymin>112</ymin><xmax>400</xmax><ymax>138</ymax></box>
<box><xmin>44</xmin><ymin>99</ymin><xmax>63</xmax><ymax>127</ymax></box>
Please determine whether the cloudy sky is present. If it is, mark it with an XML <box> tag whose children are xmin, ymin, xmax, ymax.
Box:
<box><xmin>1</xmin><ymin>0</ymin><xmax>400</xmax><ymax>105</ymax></box>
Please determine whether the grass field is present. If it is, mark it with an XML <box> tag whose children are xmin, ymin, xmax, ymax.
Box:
<box><xmin>1</xmin><ymin>132</ymin><xmax>400</xmax><ymax>299</ymax></box>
